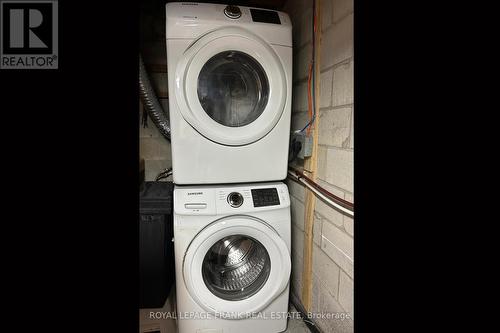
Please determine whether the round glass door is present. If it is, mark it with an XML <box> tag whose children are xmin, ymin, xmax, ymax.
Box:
<box><xmin>174</xmin><ymin>27</ymin><xmax>287</xmax><ymax>146</ymax></box>
<box><xmin>197</xmin><ymin>51</ymin><xmax>269</xmax><ymax>127</ymax></box>
<box><xmin>202</xmin><ymin>234</ymin><xmax>271</xmax><ymax>301</ymax></box>
<box><xmin>182</xmin><ymin>216</ymin><xmax>291</xmax><ymax>317</ymax></box>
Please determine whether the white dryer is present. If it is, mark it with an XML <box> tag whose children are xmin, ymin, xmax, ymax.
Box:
<box><xmin>173</xmin><ymin>182</ymin><xmax>291</xmax><ymax>333</ymax></box>
<box><xmin>166</xmin><ymin>2</ymin><xmax>292</xmax><ymax>184</ymax></box>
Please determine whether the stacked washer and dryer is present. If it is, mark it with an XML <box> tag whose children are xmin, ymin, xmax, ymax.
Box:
<box><xmin>166</xmin><ymin>2</ymin><xmax>293</xmax><ymax>332</ymax></box>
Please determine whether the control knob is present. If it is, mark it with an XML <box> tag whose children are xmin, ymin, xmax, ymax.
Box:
<box><xmin>227</xmin><ymin>192</ymin><xmax>244</xmax><ymax>208</ymax></box>
<box><xmin>224</xmin><ymin>5</ymin><xmax>242</xmax><ymax>19</ymax></box>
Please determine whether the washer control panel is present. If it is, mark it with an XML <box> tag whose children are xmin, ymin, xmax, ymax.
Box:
<box><xmin>250</xmin><ymin>8</ymin><xmax>281</xmax><ymax>24</ymax></box>
<box><xmin>251</xmin><ymin>188</ymin><xmax>280</xmax><ymax>207</ymax></box>
<box><xmin>174</xmin><ymin>182</ymin><xmax>289</xmax><ymax>215</ymax></box>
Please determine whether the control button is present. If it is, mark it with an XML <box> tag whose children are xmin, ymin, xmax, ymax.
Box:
<box><xmin>185</xmin><ymin>203</ymin><xmax>207</xmax><ymax>209</ymax></box>
<box><xmin>224</xmin><ymin>5</ymin><xmax>241</xmax><ymax>19</ymax></box>
<box><xmin>227</xmin><ymin>192</ymin><xmax>244</xmax><ymax>208</ymax></box>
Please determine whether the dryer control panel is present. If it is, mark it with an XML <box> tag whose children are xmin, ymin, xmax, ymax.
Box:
<box><xmin>166</xmin><ymin>2</ymin><xmax>292</xmax><ymax>46</ymax></box>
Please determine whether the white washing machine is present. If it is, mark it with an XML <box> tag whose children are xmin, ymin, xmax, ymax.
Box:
<box><xmin>173</xmin><ymin>182</ymin><xmax>291</xmax><ymax>333</ymax></box>
<box><xmin>166</xmin><ymin>2</ymin><xmax>292</xmax><ymax>184</ymax></box>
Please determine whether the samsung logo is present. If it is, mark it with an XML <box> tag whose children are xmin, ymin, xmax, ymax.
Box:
<box><xmin>187</xmin><ymin>192</ymin><xmax>203</xmax><ymax>195</ymax></box>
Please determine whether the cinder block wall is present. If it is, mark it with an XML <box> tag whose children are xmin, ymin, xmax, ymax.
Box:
<box><xmin>139</xmin><ymin>99</ymin><xmax>172</xmax><ymax>181</ymax></box>
<box><xmin>283</xmin><ymin>0</ymin><xmax>354</xmax><ymax>331</ymax></box>
<box><xmin>140</xmin><ymin>3</ymin><xmax>353</xmax><ymax>330</ymax></box>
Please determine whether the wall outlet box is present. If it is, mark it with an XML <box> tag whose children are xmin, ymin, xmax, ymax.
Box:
<box><xmin>292</xmin><ymin>131</ymin><xmax>313</xmax><ymax>159</ymax></box>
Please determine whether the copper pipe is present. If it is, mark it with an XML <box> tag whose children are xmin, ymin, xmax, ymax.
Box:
<box><xmin>288</xmin><ymin>166</ymin><xmax>354</xmax><ymax>211</ymax></box>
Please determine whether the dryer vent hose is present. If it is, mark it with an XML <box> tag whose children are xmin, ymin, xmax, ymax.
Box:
<box><xmin>139</xmin><ymin>54</ymin><xmax>171</xmax><ymax>141</ymax></box>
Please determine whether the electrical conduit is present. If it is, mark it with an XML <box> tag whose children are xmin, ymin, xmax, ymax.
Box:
<box><xmin>139</xmin><ymin>54</ymin><xmax>171</xmax><ymax>141</ymax></box>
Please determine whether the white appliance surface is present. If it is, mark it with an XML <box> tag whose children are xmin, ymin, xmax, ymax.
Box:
<box><xmin>166</xmin><ymin>2</ymin><xmax>293</xmax><ymax>184</ymax></box>
<box><xmin>173</xmin><ymin>182</ymin><xmax>291</xmax><ymax>333</ymax></box>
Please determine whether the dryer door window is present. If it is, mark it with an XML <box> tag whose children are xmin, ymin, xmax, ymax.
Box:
<box><xmin>174</xmin><ymin>27</ymin><xmax>287</xmax><ymax>146</ymax></box>
<box><xmin>197</xmin><ymin>51</ymin><xmax>269</xmax><ymax>128</ymax></box>
<box><xmin>201</xmin><ymin>234</ymin><xmax>271</xmax><ymax>301</ymax></box>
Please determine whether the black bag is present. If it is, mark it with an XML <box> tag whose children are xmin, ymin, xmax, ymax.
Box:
<box><xmin>139</xmin><ymin>181</ymin><xmax>174</xmax><ymax>308</ymax></box>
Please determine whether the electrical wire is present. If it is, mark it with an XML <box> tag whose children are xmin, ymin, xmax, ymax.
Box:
<box><xmin>299</xmin><ymin>62</ymin><xmax>315</xmax><ymax>134</ymax></box>
<box><xmin>155</xmin><ymin>167</ymin><xmax>173</xmax><ymax>181</ymax></box>
<box><xmin>290</xmin><ymin>2</ymin><xmax>354</xmax><ymax>215</ymax></box>
<box><xmin>156</xmin><ymin>171</ymin><xmax>172</xmax><ymax>181</ymax></box>
<box><xmin>300</xmin><ymin>0</ymin><xmax>317</xmax><ymax>135</ymax></box>
<box><xmin>156</xmin><ymin>173</ymin><xmax>172</xmax><ymax>181</ymax></box>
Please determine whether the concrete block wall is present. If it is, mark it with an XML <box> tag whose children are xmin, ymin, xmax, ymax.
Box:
<box><xmin>283</xmin><ymin>0</ymin><xmax>354</xmax><ymax>331</ymax></box>
<box><xmin>139</xmin><ymin>99</ymin><xmax>172</xmax><ymax>181</ymax></box>
<box><xmin>139</xmin><ymin>30</ymin><xmax>172</xmax><ymax>180</ymax></box>
<box><xmin>140</xmin><ymin>3</ymin><xmax>353</xmax><ymax>331</ymax></box>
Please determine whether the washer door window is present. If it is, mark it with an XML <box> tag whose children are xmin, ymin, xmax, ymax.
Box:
<box><xmin>183</xmin><ymin>216</ymin><xmax>291</xmax><ymax>318</ymax></box>
<box><xmin>175</xmin><ymin>27</ymin><xmax>287</xmax><ymax>146</ymax></box>
<box><xmin>202</xmin><ymin>234</ymin><xmax>271</xmax><ymax>301</ymax></box>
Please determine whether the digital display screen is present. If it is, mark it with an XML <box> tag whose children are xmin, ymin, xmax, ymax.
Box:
<box><xmin>251</xmin><ymin>188</ymin><xmax>280</xmax><ymax>207</ymax></box>
<box><xmin>250</xmin><ymin>9</ymin><xmax>281</xmax><ymax>25</ymax></box>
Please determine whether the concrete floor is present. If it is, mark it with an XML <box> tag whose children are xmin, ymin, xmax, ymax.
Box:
<box><xmin>140</xmin><ymin>306</ymin><xmax>311</xmax><ymax>333</ymax></box>
<box><xmin>139</xmin><ymin>289</ymin><xmax>311</xmax><ymax>333</ymax></box>
<box><xmin>282</xmin><ymin>305</ymin><xmax>311</xmax><ymax>333</ymax></box>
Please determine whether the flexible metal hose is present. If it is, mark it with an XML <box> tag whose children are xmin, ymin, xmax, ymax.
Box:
<box><xmin>139</xmin><ymin>54</ymin><xmax>171</xmax><ymax>141</ymax></box>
